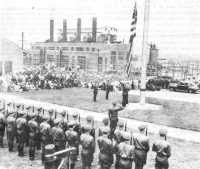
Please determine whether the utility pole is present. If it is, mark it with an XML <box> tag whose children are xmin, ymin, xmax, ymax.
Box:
<box><xmin>140</xmin><ymin>0</ymin><xmax>150</xmax><ymax>104</ymax></box>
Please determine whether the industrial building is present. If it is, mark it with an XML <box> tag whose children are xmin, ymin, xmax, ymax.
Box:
<box><xmin>29</xmin><ymin>18</ymin><xmax>129</xmax><ymax>73</ymax></box>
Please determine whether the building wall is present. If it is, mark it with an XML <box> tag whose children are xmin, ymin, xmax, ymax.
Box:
<box><xmin>0</xmin><ymin>38</ymin><xmax>23</xmax><ymax>75</ymax></box>
<box><xmin>30</xmin><ymin>42</ymin><xmax>129</xmax><ymax>73</ymax></box>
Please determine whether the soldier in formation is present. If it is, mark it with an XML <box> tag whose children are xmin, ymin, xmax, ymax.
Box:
<box><xmin>0</xmin><ymin>101</ymin><xmax>172</xmax><ymax>169</ymax></box>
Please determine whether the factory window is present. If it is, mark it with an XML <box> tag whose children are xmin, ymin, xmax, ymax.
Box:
<box><xmin>71</xmin><ymin>47</ymin><xmax>74</xmax><ymax>51</ymax></box>
<box><xmin>62</xmin><ymin>47</ymin><xmax>69</xmax><ymax>51</ymax></box>
<box><xmin>48</xmin><ymin>47</ymin><xmax>55</xmax><ymax>50</ymax></box>
<box><xmin>76</xmin><ymin>47</ymin><xmax>84</xmax><ymax>51</ymax></box>
<box><xmin>77</xmin><ymin>56</ymin><xmax>86</xmax><ymax>70</ymax></box>
<box><xmin>92</xmin><ymin>48</ymin><xmax>95</xmax><ymax>52</ymax></box>
<box><xmin>4</xmin><ymin>61</ymin><xmax>12</xmax><ymax>74</ymax></box>
<box><xmin>86</xmin><ymin>47</ymin><xmax>90</xmax><ymax>51</ymax></box>
<box><xmin>61</xmin><ymin>55</ymin><xmax>69</xmax><ymax>67</ymax></box>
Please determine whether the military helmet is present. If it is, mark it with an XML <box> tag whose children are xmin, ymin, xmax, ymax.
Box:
<box><xmin>26</xmin><ymin>106</ymin><xmax>31</xmax><ymax>110</ymax></box>
<box><xmin>159</xmin><ymin>128</ymin><xmax>167</xmax><ymax>137</ymax></box>
<box><xmin>61</xmin><ymin>110</ymin><xmax>66</xmax><ymax>117</ymax></box>
<box><xmin>72</xmin><ymin>112</ymin><xmax>78</xmax><ymax>118</ymax></box>
<box><xmin>48</xmin><ymin>109</ymin><xmax>54</xmax><ymax>116</ymax></box>
<box><xmin>37</xmin><ymin>107</ymin><xmax>42</xmax><ymax>111</ymax></box>
<box><xmin>118</xmin><ymin>121</ymin><xmax>124</xmax><ymax>128</ymax></box>
<box><xmin>138</xmin><ymin>124</ymin><xmax>147</xmax><ymax>131</ymax></box>
<box><xmin>122</xmin><ymin>131</ymin><xmax>131</xmax><ymax>141</ymax></box>
<box><xmin>54</xmin><ymin>118</ymin><xmax>61</xmax><ymax>125</ymax></box>
<box><xmin>16</xmin><ymin>104</ymin><xmax>21</xmax><ymax>108</ymax></box>
<box><xmin>83</xmin><ymin>125</ymin><xmax>92</xmax><ymax>132</ymax></box>
<box><xmin>102</xmin><ymin>127</ymin><xmax>110</xmax><ymax>135</ymax></box>
<box><xmin>86</xmin><ymin>115</ymin><xmax>94</xmax><ymax>123</ymax></box>
<box><xmin>7</xmin><ymin>102</ymin><xmax>12</xmax><ymax>106</ymax></box>
<box><xmin>68</xmin><ymin>121</ymin><xmax>75</xmax><ymax>128</ymax></box>
<box><xmin>102</xmin><ymin>117</ymin><xmax>109</xmax><ymax>126</ymax></box>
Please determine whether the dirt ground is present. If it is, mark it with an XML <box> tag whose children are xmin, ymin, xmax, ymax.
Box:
<box><xmin>10</xmin><ymin>88</ymin><xmax>200</xmax><ymax>131</ymax></box>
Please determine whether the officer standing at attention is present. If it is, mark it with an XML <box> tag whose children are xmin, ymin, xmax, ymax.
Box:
<box><xmin>133</xmin><ymin>125</ymin><xmax>150</xmax><ymax>169</ymax></box>
<box><xmin>59</xmin><ymin>110</ymin><xmax>68</xmax><ymax>132</ymax></box>
<box><xmin>97</xmin><ymin>127</ymin><xmax>114</xmax><ymax>169</ymax></box>
<box><xmin>108</xmin><ymin>102</ymin><xmax>123</xmax><ymax>139</ymax></box>
<box><xmin>93</xmin><ymin>83</ymin><xmax>98</xmax><ymax>102</ymax></box>
<box><xmin>47</xmin><ymin>109</ymin><xmax>55</xmax><ymax>128</ymax></box>
<box><xmin>121</xmin><ymin>83</ymin><xmax>130</xmax><ymax>107</ymax></box>
<box><xmin>116</xmin><ymin>131</ymin><xmax>135</xmax><ymax>169</ymax></box>
<box><xmin>6</xmin><ymin>116</ymin><xmax>16</xmax><ymax>152</ymax></box>
<box><xmin>80</xmin><ymin>125</ymin><xmax>95</xmax><ymax>169</ymax></box>
<box><xmin>152</xmin><ymin>129</ymin><xmax>171</xmax><ymax>169</ymax></box>
<box><xmin>105</xmin><ymin>80</ymin><xmax>111</xmax><ymax>100</ymax></box>
<box><xmin>65</xmin><ymin>122</ymin><xmax>79</xmax><ymax>169</ymax></box>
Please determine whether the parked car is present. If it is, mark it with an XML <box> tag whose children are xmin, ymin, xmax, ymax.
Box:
<box><xmin>169</xmin><ymin>81</ymin><xmax>200</xmax><ymax>93</ymax></box>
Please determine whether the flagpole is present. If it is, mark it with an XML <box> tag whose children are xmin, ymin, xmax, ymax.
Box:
<box><xmin>140</xmin><ymin>0</ymin><xmax>150</xmax><ymax>104</ymax></box>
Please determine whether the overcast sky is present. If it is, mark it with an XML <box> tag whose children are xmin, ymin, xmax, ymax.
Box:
<box><xmin>1</xmin><ymin>0</ymin><xmax>200</xmax><ymax>60</ymax></box>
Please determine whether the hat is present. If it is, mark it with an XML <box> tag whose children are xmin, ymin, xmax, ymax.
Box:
<box><xmin>61</xmin><ymin>110</ymin><xmax>66</xmax><ymax>116</ymax></box>
<box><xmin>159</xmin><ymin>129</ymin><xmax>167</xmax><ymax>137</ymax></box>
<box><xmin>72</xmin><ymin>112</ymin><xmax>78</xmax><ymax>118</ymax></box>
<box><xmin>118</xmin><ymin>121</ymin><xmax>124</xmax><ymax>128</ymax></box>
<box><xmin>48</xmin><ymin>109</ymin><xmax>54</xmax><ymax>116</ymax></box>
<box><xmin>102</xmin><ymin>127</ymin><xmax>110</xmax><ymax>135</ymax></box>
<box><xmin>102</xmin><ymin>117</ymin><xmax>109</xmax><ymax>125</ymax></box>
<box><xmin>37</xmin><ymin>107</ymin><xmax>42</xmax><ymax>111</ymax></box>
<box><xmin>122</xmin><ymin>131</ymin><xmax>131</xmax><ymax>141</ymax></box>
<box><xmin>138</xmin><ymin>124</ymin><xmax>147</xmax><ymax>131</ymax></box>
<box><xmin>26</xmin><ymin>106</ymin><xmax>31</xmax><ymax>110</ymax></box>
<box><xmin>16</xmin><ymin>104</ymin><xmax>21</xmax><ymax>108</ymax></box>
<box><xmin>54</xmin><ymin>118</ymin><xmax>61</xmax><ymax>125</ymax></box>
<box><xmin>83</xmin><ymin>125</ymin><xmax>92</xmax><ymax>132</ymax></box>
<box><xmin>86</xmin><ymin>115</ymin><xmax>93</xmax><ymax>122</ymax></box>
<box><xmin>112</xmin><ymin>102</ymin><xmax>117</xmax><ymax>106</ymax></box>
<box><xmin>7</xmin><ymin>102</ymin><xmax>12</xmax><ymax>106</ymax></box>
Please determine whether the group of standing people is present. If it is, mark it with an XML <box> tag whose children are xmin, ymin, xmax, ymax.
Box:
<box><xmin>0</xmin><ymin>101</ymin><xmax>171</xmax><ymax>169</ymax></box>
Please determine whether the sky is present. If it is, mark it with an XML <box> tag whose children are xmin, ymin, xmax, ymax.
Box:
<box><xmin>1</xmin><ymin>0</ymin><xmax>200</xmax><ymax>60</ymax></box>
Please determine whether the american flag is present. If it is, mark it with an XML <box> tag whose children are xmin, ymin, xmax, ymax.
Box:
<box><xmin>125</xmin><ymin>2</ymin><xmax>137</xmax><ymax>77</ymax></box>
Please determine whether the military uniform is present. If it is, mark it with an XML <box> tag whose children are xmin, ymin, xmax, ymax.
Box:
<box><xmin>6</xmin><ymin>116</ymin><xmax>15</xmax><ymax>151</ymax></box>
<box><xmin>24</xmin><ymin>106</ymin><xmax>32</xmax><ymax>146</ymax></box>
<box><xmin>40</xmin><ymin>121</ymin><xmax>52</xmax><ymax>163</ymax></box>
<box><xmin>35</xmin><ymin>107</ymin><xmax>43</xmax><ymax>150</ymax></box>
<box><xmin>114</xmin><ymin>121</ymin><xmax>125</xmax><ymax>169</ymax></box>
<box><xmin>108</xmin><ymin>103</ymin><xmax>123</xmax><ymax>139</ymax></box>
<box><xmin>99</xmin><ymin>117</ymin><xmax>110</xmax><ymax>137</ymax></box>
<box><xmin>16</xmin><ymin>117</ymin><xmax>26</xmax><ymax>156</ymax></box>
<box><xmin>28</xmin><ymin>116</ymin><xmax>38</xmax><ymax>160</ymax></box>
<box><xmin>93</xmin><ymin>84</ymin><xmax>98</xmax><ymax>102</ymax></box>
<box><xmin>105</xmin><ymin>83</ymin><xmax>110</xmax><ymax>100</ymax></box>
<box><xmin>116</xmin><ymin>131</ymin><xmax>135</xmax><ymax>169</ymax></box>
<box><xmin>59</xmin><ymin>110</ymin><xmax>68</xmax><ymax>132</ymax></box>
<box><xmin>97</xmin><ymin>127</ymin><xmax>114</xmax><ymax>169</ymax></box>
<box><xmin>133</xmin><ymin>125</ymin><xmax>150</xmax><ymax>169</ymax></box>
<box><xmin>47</xmin><ymin>109</ymin><xmax>55</xmax><ymax>128</ymax></box>
<box><xmin>0</xmin><ymin>113</ymin><xmax>6</xmax><ymax>147</ymax></box>
<box><xmin>152</xmin><ymin>129</ymin><xmax>171</xmax><ymax>169</ymax></box>
<box><xmin>80</xmin><ymin>125</ymin><xmax>95</xmax><ymax>169</ymax></box>
<box><xmin>65</xmin><ymin>122</ymin><xmax>80</xmax><ymax>169</ymax></box>
<box><xmin>122</xmin><ymin>84</ymin><xmax>129</xmax><ymax>107</ymax></box>
<box><xmin>82</xmin><ymin>115</ymin><xmax>95</xmax><ymax>139</ymax></box>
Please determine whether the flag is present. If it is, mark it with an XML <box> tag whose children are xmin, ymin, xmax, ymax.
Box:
<box><xmin>125</xmin><ymin>2</ymin><xmax>137</xmax><ymax>76</ymax></box>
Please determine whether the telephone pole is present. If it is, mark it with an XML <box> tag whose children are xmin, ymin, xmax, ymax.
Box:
<box><xmin>140</xmin><ymin>0</ymin><xmax>150</xmax><ymax>104</ymax></box>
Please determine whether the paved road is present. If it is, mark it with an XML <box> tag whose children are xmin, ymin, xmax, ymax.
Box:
<box><xmin>1</xmin><ymin>93</ymin><xmax>200</xmax><ymax>143</ymax></box>
<box><xmin>128</xmin><ymin>89</ymin><xmax>200</xmax><ymax>104</ymax></box>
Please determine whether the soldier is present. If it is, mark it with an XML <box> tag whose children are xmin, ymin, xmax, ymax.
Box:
<box><xmin>121</xmin><ymin>83</ymin><xmax>130</xmax><ymax>107</ymax></box>
<box><xmin>152</xmin><ymin>129</ymin><xmax>171</xmax><ymax>169</ymax></box>
<box><xmin>93</xmin><ymin>83</ymin><xmax>98</xmax><ymax>102</ymax></box>
<box><xmin>47</xmin><ymin>109</ymin><xmax>54</xmax><ymax>128</ymax></box>
<box><xmin>52</xmin><ymin>118</ymin><xmax>66</xmax><ymax>167</ymax></box>
<box><xmin>105</xmin><ymin>81</ymin><xmax>111</xmax><ymax>100</ymax></box>
<box><xmin>24</xmin><ymin>106</ymin><xmax>32</xmax><ymax>146</ymax></box>
<box><xmin>35</xmin><ymin>107</ymin><xmax>43</xmax><ymax>150</ymax></box>
<box><xmin>16</xmin><ymin>116</ymin><xmax>26</xmax><ymax>156</ymax></box>
<box><xmin>40</xmin><ymin>120</ymin><xmax>52</xmax><ymax>163</ymax></box>
<box><xmin>108</xmin><ymin>102</ymin><xmax>123</xmax><ymax>139</ymax></box>
<box><xmin>6</xmin><ymin>102</ymin><xmax>13</xmax><ymax>118</ymax></box>
<box><xmin>133</xmin><ymin>125</ymin><xmax>150</xmax><ymax>169</ymax></box>
<box><xmin>0</xmin><ymin>113</ymin><xmax>6</xmax><ymax>147</ymax></box>
<box><xmin>65</xmin><ymin>122</ymin><xmax>80</xmax><ymax>169</ymax></box>
<box><xmin>6</xmin><ymin>116</ymin><xmax>16</xmax><ymax>152</ymax></box>
<box><xmin>114</xmin><ymin>121</ymin><xmax>125</xmax><ymax>169</ymax></box>
<box><xmin>97</xmin><ymin>127</ymin><xmax>114</xmax><ymax>169</ymax></box>
<box><xmin>80</xmin><ymin>125</ymin><xmax>95</xmax><ymax>169</ymax></box>
<box><xmin>82</xmin><ymin>115</ymin><xmax>95</xmax><ymax>139</ymax></box>
<box><xmin>99</xmin><ymin>117</ymin><xmax>110</xmax><ymax>137</ymax></box>
<box><xmin>71</xmin><ymin>112</ymin><xmax>81</xmax><ymax>136</ymax></box>
<box><xmin>59</xmin><ymin>110</ymin><xmax>68</xmax><ymax>132</ymax></box>
<box><xmin>28</xmin><ymin>114</ymin><xmax>38</xmax><ymax>160</ymax></box>
<box><xmin>116</xmin><ymin>131</ymin><xmax>135</xmax><ymax>169</ymax></box>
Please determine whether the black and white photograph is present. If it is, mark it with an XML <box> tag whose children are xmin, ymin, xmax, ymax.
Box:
<box><xmin>0</xmin><ymin>0</ymin><xmax>200</xmax><ymax>169</ymax></box>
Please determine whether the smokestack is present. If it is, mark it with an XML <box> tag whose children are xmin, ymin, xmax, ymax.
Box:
<box><xmin>92</xmin><ymin>17</ymin><xmax>97</xmax><ymax>42</ymax></box>
<box><xmin>50</xmin><ymin>19</ymin><xmax>54</xmax><ymax>42</ymax></box>
<box><xmin>63</xmin><ymin>19</ymin><xmax>67</xmax><ymax>41</ymax></box>
<box><xmin>77</xmin><ymin>18</ymin><xmax>81</xmax><ymax>41</ymax></box>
